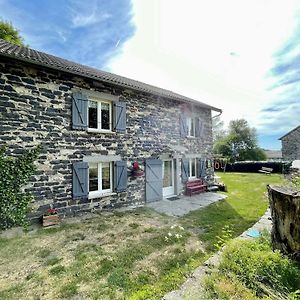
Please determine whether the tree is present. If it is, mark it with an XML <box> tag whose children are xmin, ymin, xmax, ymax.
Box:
<box><xmin>0</xmin><ymin>20</ymin><xmax>24</xmax><ymax>46</ymax></box>
<box><xmin>212</xmin><ymin>116</ymin><xmax>226</xmax><ymax>143</ymax></box>
<box><xmin>213</xmin><ymin>119</ymin><xmax>267</xmax><ymax>162</ymax></box>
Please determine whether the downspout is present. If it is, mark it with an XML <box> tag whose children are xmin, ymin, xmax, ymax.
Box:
<box><xmin>212</xmin><ymin>109</ymin><xmax>222</xmax><ymax>119</ymax></box>
<box><xmin>211</xmin><ymin>109</ymin><xmax>223</xmax><ymax>173</ymax></box>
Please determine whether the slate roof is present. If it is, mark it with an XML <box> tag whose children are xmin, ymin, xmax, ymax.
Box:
<box><xmin>0</xmin><ymin>39</ymin><xmax>221</xmax><ymax>112</ymax></box>
<box><xmin>264</xmin><ymin>150</ymin><xmax>282</xmax><ymax>159</ymax></box>
<box><xmin>279</xmin><ymin>125</ymin><xmax>300</xmax><ymax>140</ymax></box>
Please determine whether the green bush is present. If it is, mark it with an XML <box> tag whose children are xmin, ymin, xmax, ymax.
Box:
<box><xmin>0</xmin><ymin>145</ymin><xmax>40</xmax><ymax>230</ymax></box>
<box><xmin>217</xmin><ymin>237</ymin><xmax>300</xmax><ymax>298</ymax></box>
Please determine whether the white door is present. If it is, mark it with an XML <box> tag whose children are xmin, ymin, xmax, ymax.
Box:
<box><xmin>162</xmin><ymin>160</ymin><xmax>175</xmax><ymax>197</ymax></box>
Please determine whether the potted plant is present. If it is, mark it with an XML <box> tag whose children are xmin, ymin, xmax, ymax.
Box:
<box><xmin>42</xmin><ymin>208</ymin><xmax>60</xmax><ymax>227</ymax></box>
<box><xmin>131</xmin><ymin>161</ymin><xmax>144</xmax><ymax>177</ymax></box>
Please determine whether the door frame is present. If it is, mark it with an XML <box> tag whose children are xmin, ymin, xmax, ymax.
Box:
<box><xmin>162</xmin><ymin>159</ymin><xmax>176</xmax><ymax>198</ymax></box>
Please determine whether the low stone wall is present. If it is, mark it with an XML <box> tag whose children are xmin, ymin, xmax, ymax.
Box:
<box><xmin>268</xmin><ymin>185</ymin><xmax>300</xmax><ymax>261</ymax></box>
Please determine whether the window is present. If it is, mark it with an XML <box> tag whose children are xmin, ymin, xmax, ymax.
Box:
<box><xmin>88</xmin><ymin>162</ymin><xmax>113</xmax><ymax>198</ymax></box>
<box><xmin>189</xmin><ymin>158</ymin><xmax>197</xmax><ymax>179</ymax></box>
<box><xmin>187</xmin><ymin>117</ymin><xmax>196</xmax><ymax>137</ymax></box>
<box><xmin>88</xmin><ymin>98</ymin><xmax>112</xmax><ymax>131</ymax></box>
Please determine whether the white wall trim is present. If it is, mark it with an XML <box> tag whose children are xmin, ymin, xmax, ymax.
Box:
<box><xmin>83</xmin><ymin>155</ymin><xmax>121</xmax><ymax>163</ymax></box>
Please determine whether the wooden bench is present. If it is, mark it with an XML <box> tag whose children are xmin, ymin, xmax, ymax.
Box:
<box><xmin>258</xmin><ymin>167</ymin><xmax>273</xmax><ymax>175</ymax></box>
<box><xmin>185</xmin><ymin>179</ymin><xmax>207</xmax><ymax>196</ymax></box>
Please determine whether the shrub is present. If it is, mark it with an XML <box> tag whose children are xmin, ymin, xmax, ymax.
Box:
<box><xmin>0</xmin><ymin>145</ymin><xmax>40</xmax><ymax>230</ymax></box>
<box><xmin>216</xmin><ymin>161</ymin><xmax>291</xmax><ymax>173</ymax></box>
<box><xmin>217</xmin><ymin>238</ymin><xmax>300</xmax><ymax>298</ymax></box>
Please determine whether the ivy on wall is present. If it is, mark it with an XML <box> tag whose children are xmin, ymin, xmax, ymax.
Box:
<box><xmin>0</xmin><ymin>145</ymin><xmax>40</xmax><ymax>230</ymax></box>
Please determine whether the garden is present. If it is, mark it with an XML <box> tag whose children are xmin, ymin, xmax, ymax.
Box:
<box><xmin>0</xmin><ymin>172</ymin><xmax>293</xmax><ymax>299</ymax></box>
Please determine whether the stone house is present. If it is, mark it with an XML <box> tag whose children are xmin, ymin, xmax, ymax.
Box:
<box><xmin>264</xmin><ymin>150</ymin><xmax>282</xmax><ymax>161</ymax></box>
<box><xmin>0</xmin><ymin>39</ymin><xmax>221</xmax><ymax>221</ymax></box>
<box><xmin>279</xmin><ymin>125</ymin><xmax>300</xmax><ymax>161</ymax></box>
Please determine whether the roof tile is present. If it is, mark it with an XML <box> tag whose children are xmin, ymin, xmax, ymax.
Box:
<box><xmin>0</xmin><ymin>39</ymin><xmax>221</xmax><ymax>112</ymax></box>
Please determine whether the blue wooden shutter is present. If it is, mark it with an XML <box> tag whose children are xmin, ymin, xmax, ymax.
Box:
<box><xmin>114</xmin><ymin>161</ymin><xmax>127</xmax><ymax>192</ymax></box>
<box><xmin>179</xmin><ymin>114</ymin><xmax>188</xmax><ymax>137</ymax></box>
<box><xmin>114</xmin><ymin>102</ymin><xmax>126</xmax><ymax>132</ymax></box>
<box><xmin>73</xmin><ymin>162</ymin><xmax>88</xmax><ymax>199</ymax></box>
<box><xmin>195</xmin><ymin>118</ymin><xmax>204</xmax><ymax>138</ymax></box>
<box><xmin>199</xmin><ymin>159</ymin><xmax>207</xmax><ymax>178</ymax></box>
<box><xmin>145</xmin><ymin>159</ymin><xmax>163</xmax><ymax>202</ymax></box>
<box><xmin>72</xmin><ymin>92</ymin><xmax>88</xmax><ymax>129</ymax></box>
<box><xmin>197</xmin><ymin>159</ymin><xmax>202</xmax><ymax>178</ymax></box>
<box><xmin>181</xmin><ymin>159</ymin><xmax>189</xmax><ymax>183</ymax></box>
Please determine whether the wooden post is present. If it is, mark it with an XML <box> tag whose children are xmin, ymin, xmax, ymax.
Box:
<box><xmin>268</xmin><ymin>185</ymin><xmax>300</xmax><ymax>261</ymax></box>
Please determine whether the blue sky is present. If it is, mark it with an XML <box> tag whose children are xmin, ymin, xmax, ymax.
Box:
<box><xmin>1</xmin><ymin>0</ymin><xmax>300</xmax><ymax>150</ymax></box>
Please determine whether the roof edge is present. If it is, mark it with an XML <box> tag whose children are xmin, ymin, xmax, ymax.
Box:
<box><xmin>279</xmin><ymin>125</ymin><xmax>300</xmax><ymax>140</ymax></box>
<box><xmin>0</xmin><ymin>40</ymin><xmax>222</xmax><ymax>112</ymax></box>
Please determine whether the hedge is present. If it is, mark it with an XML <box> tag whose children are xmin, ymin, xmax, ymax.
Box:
<box><xmin>214</xmin><ymin>160</ymin><xmax>291</xmax><ymax>174</ymax></box>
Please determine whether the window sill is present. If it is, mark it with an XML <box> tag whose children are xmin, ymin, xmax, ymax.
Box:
<box><xmin>87</xmin><ymin>128</ymin><xmax>115</xmax><ymax>134</ymax></box>
<box><xmin>89</xmin><ymin>191</ymin><xmax>117</xmax><ymax>200</ymax></box>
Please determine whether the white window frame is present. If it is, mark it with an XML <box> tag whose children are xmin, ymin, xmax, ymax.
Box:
<box><xmin>189</xmin><ymin>158</ymin><xmax>197</xmax><ymax>179</ymax></box>
<box><xmin>187</xmin><ymin>116</ymin><xmax>196</xmax><ymax>137</ymax></box>
<box><xmin>87</xmin><ymin>97</ymin><xmax>112</xmax><ymax>133</ymax></box>
<box><xmin>88</xmin><ymin>161</ymin><xmax>113</xmax><ymax>199</ymax></box>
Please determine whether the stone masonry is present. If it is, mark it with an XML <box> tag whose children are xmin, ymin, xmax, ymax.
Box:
<box><xmin>280</xmin><ymin>125</ymin><xmax>300</xmax><ymax>161</ymax></box>
<box><xmin>0</xmin><ymin>57</ymin><xmax>214</xmax><ymax>221</ymax></box>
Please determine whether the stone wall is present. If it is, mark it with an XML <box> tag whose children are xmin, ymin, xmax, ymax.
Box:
<box><xmin>268</xmin><ymin>185</ymin><xmax>300</xmax><ymax>261</ymax></box>
<box><xmin>0</xmin><ymin>58</ymin><xmax>213</xmax><ymax>221</ymax></box>
<box><xmin>281</xmin><ymin>127</ymin><xmax>300</xmax><ymax>161</ymax></box>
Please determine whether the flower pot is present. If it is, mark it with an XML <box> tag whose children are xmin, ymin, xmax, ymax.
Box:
<box><xmin>43</xmin><ymin>215</ymin><xmax>60</xmax><ymax>227</ymax></box>
<box><xmin>132</xmin><ymin>169</ymin><xmax>144</xmax><ymax>177</ymax></box>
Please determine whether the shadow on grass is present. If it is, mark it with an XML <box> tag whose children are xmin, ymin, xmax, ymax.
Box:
<box><xmin>180</xmin><ymin>199</ymin><xmax>255</xmax><ymax>251</ymax></box>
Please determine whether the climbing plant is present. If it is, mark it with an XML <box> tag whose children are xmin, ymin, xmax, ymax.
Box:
<box><xmin>0</xmin><ymin>145</ymin><xmax>40</xmax><ymax>230</ymax></box>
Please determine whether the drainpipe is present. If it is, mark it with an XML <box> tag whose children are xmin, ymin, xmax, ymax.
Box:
<box><xmin>212</xmin><ymin>110</ymin><xmax>222</xmax><ymax>119</ymax></box>
<box><xmin>211</xmin><ymin>109</ymin><xmax>223</xmax><ymax>175</ymax></box>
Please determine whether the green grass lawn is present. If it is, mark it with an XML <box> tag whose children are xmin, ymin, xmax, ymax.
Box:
<box><xmin>0</xmin><ymin>173</ymin><xmax>284</xmax><ymax>299</ymax></box>
<box><xmin>181</xmin><ymin>172</ymin><xmax>284</xmax><ymax>251</ymax></box>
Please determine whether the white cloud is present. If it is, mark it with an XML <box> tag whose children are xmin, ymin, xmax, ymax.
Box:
<box><xmin>71</xmin><ymin>12</ymin><xmax>111</xmax><ymax>28</ymax></box>
<box><xmin>69</xmin><ymin>0</ymin><xmax>111</xmax><ymax>28</ymax></box>
<box><xmin>109</xmin><ymin>0</ymin><xmax>300</xmax><ymax>140</ymax></box>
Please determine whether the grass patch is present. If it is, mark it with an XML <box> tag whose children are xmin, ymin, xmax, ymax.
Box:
<box><xmin>45</xmin><ymin>255</ymin><xmax>61</xmax><ymax>266</ymax></box>
<box><xmin>203</xmin><ymin>235</ymin><xmax>300</xmax><ymax>299</ymax></box>
<box><xmin>108</xmin><ymin>268</ymin><xmax>132</xmax><ymax>289</ymax></box>
<box><xmin>0</xmin><ymin>283</ymin><xmax>25</xmax><ymax>299</ymax></box>
<box><xmin>49</xmin><ymin>264</ymin><xmax>66</xmax><ymax>275</ymax></box>
<box><xmin>65</xmin><ymin>232</ymin><xmax>86</xmax><ymax>241</ymax></box>
<box><xmin>37</xmin><ymin>248</ymin><xmax>51</xmax><ymax>258</ymax></box>
<box><xmin>181</xmin><ymin>172</ymin><xmax>284</xmax><ymax>251</ymax></box>
<box><xmin>60</xmin><ymin>282</ymin><xmax>78</xmax><ymax>298</ymax></box>
<box><xmin>0</xmin><ymin>173</ymin><xmax>286</xmax><ymax>299</ymax></box>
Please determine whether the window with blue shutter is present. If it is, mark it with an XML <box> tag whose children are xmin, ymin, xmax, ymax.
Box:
<box><xmin>114</xmin><ymin>161</ymin><xmax>127</xmax><ymax>192</ymax></box>
<box><xmin>198</xmin><ymin>159</ymin><xmax>206</xmax><ymax>179</ymax></box>
<box><xmin>197</xmin><ymin>159</ymin><xmax>202</xmax><ymax>178</ymax></box>
<box><xmin>181</xmin><ymin>159</ymin><xmax>189</xmax><ymax>183</ymax></box>
<box><xmin>113</xmin><ymin>102</ymin><xmax>126</xmax><ymax>132</ymax></box>
<box><xmin>72</xmin><ymin>92</ymin><xmax>88</xmax><ymax>130</ymax></box>
<box><xmin>73</xmin><ymin>162</ymin><xmax>88</xmax><ymax>199</ymax></box>
<box><xmin>180</xmin><ymin>114</ymin><xmax>188</xmax><ymax>137</ymax></box>
<box><xmin>195</xmin><ymin>118</ymin><xmax>204</xmax><ymax>138</ymax></box>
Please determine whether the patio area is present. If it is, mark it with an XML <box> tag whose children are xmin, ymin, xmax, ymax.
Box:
<box><xmin>146</xmin><ymin>192</ymin><xmax>227</xmax><ymax>217</ymax></box>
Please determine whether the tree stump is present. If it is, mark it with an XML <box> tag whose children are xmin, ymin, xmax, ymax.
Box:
<box><xmin>268</xmin><ymin>185</ymin><xmax>300</xmax><ymax>261</ymax></box>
